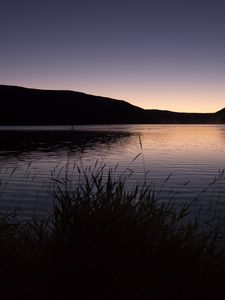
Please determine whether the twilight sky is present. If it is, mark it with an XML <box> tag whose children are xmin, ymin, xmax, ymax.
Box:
<box><xmin>1</xmin><ymin>0</ymin><xmax>225</xmax><ymax>112</ymax></box>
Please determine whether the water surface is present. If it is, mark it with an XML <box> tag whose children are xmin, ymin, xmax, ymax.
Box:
<box><xmin>1</xmin><ymin>125</ymin><xmax>225</xmax><ymax>218</ymax></box>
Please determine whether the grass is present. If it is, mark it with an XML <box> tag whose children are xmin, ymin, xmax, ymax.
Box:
<box><xmin>0</xmin><ymin>165</ymin><xmax>225</xmax><ymax>299</ymax></box>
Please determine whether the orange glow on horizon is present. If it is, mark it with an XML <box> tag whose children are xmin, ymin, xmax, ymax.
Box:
<box><xmin>81</xmin><ymin>88</ymin><xmax>225</xmax><ymax>114</ymax></box>
<box><xmin>3</xmin><ymin>79</ymin><xmax>225</xmax><ymax>114</ymax></box>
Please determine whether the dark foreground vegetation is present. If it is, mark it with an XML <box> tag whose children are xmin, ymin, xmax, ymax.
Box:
<box><xmin>1</xmin><ymin>167</ymin><xmax>225</xmax><ymax>299</ymax></box>
<box><xmin>1</xmin><ymin>84</ymin><xmax>225</xmax><ymax>124</ymax></box>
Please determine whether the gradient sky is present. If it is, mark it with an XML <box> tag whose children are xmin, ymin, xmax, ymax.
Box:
<box><xmin>1</xmin><ymin>0</ymin><xmax>225</xmax><ymax>112</ymax></box>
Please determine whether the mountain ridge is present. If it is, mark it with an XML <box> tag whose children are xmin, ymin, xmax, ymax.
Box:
<box><xmin>0</xmin><ymin>85</ymin><xmax>224</xmax><ymax>125</ymax></box>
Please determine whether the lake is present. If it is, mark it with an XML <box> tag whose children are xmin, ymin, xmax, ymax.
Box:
<box><xmin>1</xmin><ymin>124</ymin><xmax>225</xmax><ymax>220</ymax></box>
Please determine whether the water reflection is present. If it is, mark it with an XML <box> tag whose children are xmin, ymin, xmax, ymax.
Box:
<box><xmin>0</xmin><ymin>129</ymin><xmax>133</xmax><ymax>159</ymax></box>
<box><xmin>1</xmin><ymin>125</ymin><xmax>225</xmax><ymax>219</ymax></box>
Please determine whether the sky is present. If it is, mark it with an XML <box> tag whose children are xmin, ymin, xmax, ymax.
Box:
<box><xmin>0</xmin><ymin>0</ymin><xmax>225</xmax><ymax>112</ymax></box>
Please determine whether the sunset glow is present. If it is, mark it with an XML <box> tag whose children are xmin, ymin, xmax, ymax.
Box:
<box><xmin>1</xmin><ymin>0</ymin><xmax>225</xmax><ymax>113</ymax></box>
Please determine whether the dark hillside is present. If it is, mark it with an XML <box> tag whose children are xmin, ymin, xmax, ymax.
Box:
<box><xmin>0</xmin><ymin>85</ymin><xmax>224</xmax><ymax>124</ymax></box>
<box><xmin>0</xmin><ymin>85</ymin><xmax>144</xmax><ymax>125</ymax></box>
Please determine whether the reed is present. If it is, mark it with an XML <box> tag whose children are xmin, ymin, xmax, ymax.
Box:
<box><xmin>0</xmin><ymin>165</ymin><xmax>225</xmax><ymax>299</ymax></box>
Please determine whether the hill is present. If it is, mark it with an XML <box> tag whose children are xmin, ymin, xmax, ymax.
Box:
<box><xmin>0</xmin><ymin>85</ymin><xmax>145</xmax><ymax>125</ymax></box>
<box><xmin>0</xmin><ymin>85</ymin><xmax>224</xmax><ymax>124</ymax></box>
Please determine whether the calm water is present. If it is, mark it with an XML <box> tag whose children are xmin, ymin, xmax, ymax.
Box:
<box><xmin>1</xmin><ymin>124</ymin><xmax>225</xmax><ymax>219</ymax></box>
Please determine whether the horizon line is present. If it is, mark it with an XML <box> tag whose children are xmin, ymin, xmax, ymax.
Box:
<box><xmin>0</xmin><ymin>83</ymin><xmax>223</xmax><ymax>115</ymax></box>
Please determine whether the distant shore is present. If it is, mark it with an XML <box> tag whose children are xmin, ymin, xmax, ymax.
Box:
<box><xmin>1</xmin><ymin>85</ymin><xmax>225</xmax><ymax>125</ymax></box>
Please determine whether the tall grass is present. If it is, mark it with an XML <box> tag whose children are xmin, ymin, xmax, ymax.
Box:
<box><xmin>48</xmin><ymin>166</ymin><xmax>225</xmax><ymax>299</ymax></box>
<box><xmin>0</xmin><ymin>165</ymin><xmax>224</xmax><ymax>299</ymax></box>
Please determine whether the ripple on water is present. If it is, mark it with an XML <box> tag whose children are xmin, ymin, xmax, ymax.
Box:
<box><xmin>1</xmin><ymin>124</ymin><xmax>225</xmax><ymax>218</ymax></box>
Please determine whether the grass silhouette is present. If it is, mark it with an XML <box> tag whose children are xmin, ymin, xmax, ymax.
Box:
<box><xmin>0</xmin><ymin>165</ymin><xmax>224</xmax><ymax>299</ymax></box>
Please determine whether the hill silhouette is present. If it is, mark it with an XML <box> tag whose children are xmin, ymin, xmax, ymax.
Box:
<box><xmin>0</xmin><ymin>85</ymin><xmax>224</xmax><ymax>125</ymax></box>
